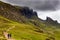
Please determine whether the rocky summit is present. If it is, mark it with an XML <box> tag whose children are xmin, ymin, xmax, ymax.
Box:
<box><xmin>0</xmin><ymin>1</ymin><xmax>60</xmax><ymax>40</ymax></box>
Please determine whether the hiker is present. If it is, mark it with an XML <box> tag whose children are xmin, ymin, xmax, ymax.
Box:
<box><xmin>7</xmin><ymin>33</ymin><xmax>11</xmax><ymax>39</ymax></box>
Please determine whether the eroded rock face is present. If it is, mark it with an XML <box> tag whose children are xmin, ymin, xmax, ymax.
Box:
<box><xmin>46</xmin><ymin>17</ymin><xmax>58</xmax><ymax>24</ymax></box>
<box><xmin>0</xmin><ymin>1</ymin><xmax>23</xmax><ymax>22</ymax></box>
<box><xmin>20</xmin><ymin>7</ymin><xmax>38</xmax><ymax>18</ymax></box>
<box><xmin>0</xmin><ymin>1</ymin><xmax>38</xmax><ymax>23</ymax></box>
<box><xmin>46</xmin><ymin>17</ymin><xmax>54</xmax><ymax>22</ymax></box>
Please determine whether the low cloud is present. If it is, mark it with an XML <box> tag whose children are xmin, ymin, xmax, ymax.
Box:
<box><xmin>37</xmin><ymin>10</ymin><xmax>60</xmax><ymax>23</ymax></box>
<box><xmin>3</xmin><ymin>0</ymin><xmax>60</xmax><ymax>11</ymax></box>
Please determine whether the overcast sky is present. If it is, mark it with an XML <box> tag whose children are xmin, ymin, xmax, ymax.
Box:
<box><xmin>1</xmin><ymin>0</ymin><xmax>60</xmax><ymax>23</ymax></box>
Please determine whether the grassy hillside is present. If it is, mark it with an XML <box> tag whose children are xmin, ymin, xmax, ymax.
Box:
<box><xmin>0</xmin><ymin>15</ymin><xmax>47</xmax><ymax>40</ymax></box>
<box><xmin>0</xmin><ymin>15</ymin><xmax>60</xmax><ymax>40</ymax></box>
<box><xmin>0</xmin><ymin>1</ymin><xmax>60</xmax><ymax>40</ymax></box>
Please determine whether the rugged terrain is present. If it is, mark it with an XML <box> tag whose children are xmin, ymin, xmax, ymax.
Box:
<box><xmin>0</xmin><ymin>1</ymin><xmax>60</xmax><ymax>40</ymax></box>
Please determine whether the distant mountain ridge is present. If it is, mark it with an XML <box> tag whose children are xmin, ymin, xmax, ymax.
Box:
<box><xmin>0</xmin><ymin>1</ymin><xmax>60</xmax><ymax>26</ymax></box>
<box><xmin>0</xmin><ymin>1</ymin><xmax>60</xmax><ymax>40</ymax></box>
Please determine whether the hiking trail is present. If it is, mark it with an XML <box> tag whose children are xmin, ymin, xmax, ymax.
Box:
<box><xmin>3</xmin><ymin>26</ymin><xmax>15</xmax><ymax>40</ymax></box>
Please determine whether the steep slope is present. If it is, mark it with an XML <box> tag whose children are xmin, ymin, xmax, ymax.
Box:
<box><xmin>0</xmin><ymin>14</ymin><xmax>58</xmax><ymax>40</ymax></box>
<box><xmin>0</xmin><ymin>1</ymin><xmax>28</xmax><ymax>23</ymax></box>
<box><xmin>0</xmin><ymin>1</ymin><xmax>38</xmax><ymax>23</ymax></box>
<box><xmin>0</xmin><ymin>14</ymin><xmax>50</xmax><ymax>40</ymax></box>
<box><xmin>0</xmin><ymin>1</ymin><xmax>60</xmax><ymax>40</ymax></box>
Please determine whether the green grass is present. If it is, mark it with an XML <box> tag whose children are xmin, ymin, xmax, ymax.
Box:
<box><xmin>9</xmin><ymin>23</ymin><xmax>48</xmax><ymax>40</ymax></box>
<box><xmin>0</xmin><ymin>15</ymin><xmax>60</xmax><ymax>40</ymax></box>
<box><xmin>0</xmin><ymin>1</ymin><xmax>60</xmax><ymax>40</ymax></box>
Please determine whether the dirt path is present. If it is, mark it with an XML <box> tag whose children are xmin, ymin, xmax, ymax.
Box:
<box><xmin>3</xmin><ymin>26</ymin><xmax>15</xmax><ymax>40</ymax></box>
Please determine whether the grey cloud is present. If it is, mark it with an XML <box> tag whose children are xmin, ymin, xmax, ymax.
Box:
<box><xmin>0</xmin><ymin>0</ymin><xmax>7</xmax><ymax>2</ymax></box>
<box><xmin>1</xmin><ymin>0</ymin><xmax>60</xmax><ymax>23</ymax></box>
<box><xmin>1</xmin><ymin>0</ymin><xmax>60</xmax><ymax>10</ymax></box>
